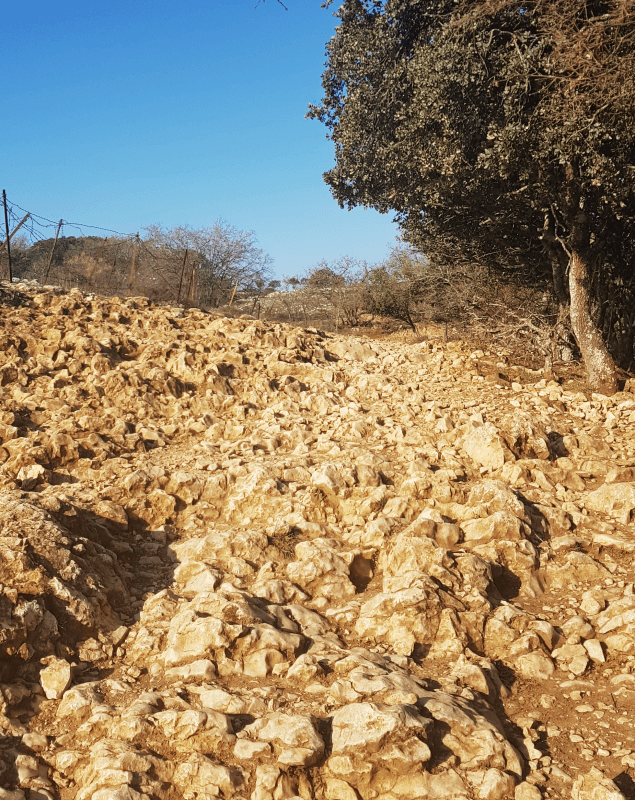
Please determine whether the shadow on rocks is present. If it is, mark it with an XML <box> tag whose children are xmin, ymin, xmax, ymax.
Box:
<box><xmin>613</xmin><ymin>772</ymin><xmax>635</xmax><ymax>800</ymax></box>
<box><xmin>0</xmin><ymin>487</ymin><xmax>177</xmax><ymax>737</ymax></box>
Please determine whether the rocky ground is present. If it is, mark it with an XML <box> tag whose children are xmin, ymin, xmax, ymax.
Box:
<box><xmin>0</xmin><ymin>281</ymin><xmax>635</xmax><ymax>800</ymax></box>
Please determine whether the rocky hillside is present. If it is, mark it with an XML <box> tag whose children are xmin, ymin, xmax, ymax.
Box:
<box><xmin>0</xmin><ymin>280</ymin><xmax>634</xmax><ymax>800</ymax></box>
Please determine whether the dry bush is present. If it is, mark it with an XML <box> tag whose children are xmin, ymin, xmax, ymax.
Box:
<box><xmin>262</xmin><ymin>257</ymin><xmax>368</xmax><ymax>332</ymax></box>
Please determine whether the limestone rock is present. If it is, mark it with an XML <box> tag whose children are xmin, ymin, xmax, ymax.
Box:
<box><xmin>584</xmin><ymin>482</ymin><xmax>635</xmax><ymax>525</ymax></box>
<box><xmin>242</xmin><ymin>712</ymin><xmax>324</xmax><ymax>766</ymax></box>
<box><xmin>462</xmin><ymin>424</ymin><xmax>510</xmax><ymax>472</ymax></box>
<box><xmin>39</xmin><ymin>657</ymin><xmax>72</xmax><ymax>699</ymax></box>
<box><xmin>354</xmin><ymin>579</ymin><xmax>443</xmax><ymax>655</ymax></box>
<box><xmin>572</xmin><ymin>768</ymin><xmax>626</xmax><ymax>800</ymax></box>
<box><xmin>515</xmin><ymin>784</ymin><xmax>542</xmax><ymax>800</ymax></box>
<box><xmin>0</xmin><ymin>283</ymin><xmax>633</xmax><ymax>800</ymax></box>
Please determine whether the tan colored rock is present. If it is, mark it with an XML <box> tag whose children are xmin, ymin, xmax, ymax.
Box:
<box><xmin>17</xmin><ymin>463</ymin><xmax>50</xmax><ymax>490</ymax></box>
<box><xmin>2</xmin><ymin>284</ymin><xmax>635</xmax><ymax>800</ymax></box>
<box><xmin>515</xmin><ymin>783</ymin><xmax>542</xmax><ymax>800</ymax></box>
<box><xmin>39</xmin><ymin>658</ymin><xmax>72</xmax><ymax>700</ymax></box>
<box><xmin>380</xmin><ymin>528</ymin><xmax>455</xmax><ymax>586</ymax></box>
<box><xmin>162</xmin><ymin>607</ymin><xmax>242</xmax><ymax>668</ymax></box>
<box><xmin>461</xmin><ymin>511</ymin><xmax>525</xmax><ymax>545</ymax></box>
<box><xmin>328</xmin><ymin>340</ymin><xmax>376</xmax><ymax>361</ymax></box>
<box><xmin>513</xmin><ymin>651</ymin><xmax>555</xmax><ymax>680</ymax></box>
<box><xmin>173</xmin><ymin>753</ymin><xmax>244</xmax><ymax>797</ymax></box>
<box><xmin>583</xmin><ymin>639</ymin><xmax>605</xmax><ymax>663</ymax></box>
<box><xmin>478</xmin><ymin>768</ymin><xmax>517</xmax><ymax>800</ymax></box>
<box><xmin>286</xmin><ymin>539</ymin><xmax>355</xmax><ymax>601</ymax></box>
<box><xmin>354</xmin><ymin>579</ymin><xmax>443</xmax><ymax>655</ymax></box>
<box><xmin>572</xmin><ymin>767</ymin><xmax>626</xmax><ymax>800</ymax></box>
<box><xmin>462</xmin><ymin>424</ymin><xmax>509</xmax><ymax>472</ymax></box>
<box><xmin>243</xmin><ymin>712</ymin><xmax>324</xmax><ymax>766</ymax></box>
<box><xmin>584</xmin><ymin>483</ymin><xmax>635</xmax><ymax>524</ymax></box>
<box><xmin>427</xmin><ymin>609</ymin><xmax>468</xmax><ymax>659</ymax></box>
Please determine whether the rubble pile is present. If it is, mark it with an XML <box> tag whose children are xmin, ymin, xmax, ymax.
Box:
<box><xmin>0</xmin><ymin>281</ymin><xmax>635</xmax><ymax>800</ymax></box>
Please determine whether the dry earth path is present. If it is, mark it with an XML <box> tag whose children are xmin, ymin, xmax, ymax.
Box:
<box><xmin>0</xmin><ymin>281</ymin><xmax>635</xmax><ymax>800</ymax></box>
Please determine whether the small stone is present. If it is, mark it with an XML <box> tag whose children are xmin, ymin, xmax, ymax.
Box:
<box><xmin>583</xmin><ymin>639</ymin><xmax>605</xmax><ymax>663</ymax></box>
<box><xmin>40</xmin><ymin>658</ymin><xmax>72</xmax><ymax>700</ymax></box>
<box><xmin>570</xmin><ymin>655</ymin><xmax>590</xmax><ymax>675</ymax></box>
<box><xmin>514</xmin><ymin>652</ymin><xmax>555</xmax><ymax>680</ymax></box>
<box><xmin>515</xmin><ymin>783</ymin><xmax>542</xmax><ymax>800</ymax></box>
<box><xmin>539</xmin><ymin>695</ymin><xmax>556</xmax><ymax>709</ymax></box>
<box><xmin>234</xmin><ymin>740</ymin><xmax>271</xmax><ymax>760</ymax></box>
<box><xmin>21</xmin><ymin>733</ymin><xmax>48</xmax><ymax>751</ymax></box>
<box><xmin>17</xmin><ymin>463</ymin><xmax>50</xmax><ymax>490</ymax></box>
<box><xmin>435</xmin><ymin>522</ymin><xmax>462</xmax><ymax>549</ymax></box>
<box><xmin>572</xmin><ymin>767</ymin><xmax>626</xmax><ymax>799</ymax></box>
<box><xmin>478</xmin><ymin>768</ymin><xmax>516</xmax><ymax>800</ymax></box>
<box><xmin>584</xmin><ymin>484</ymin><xmax>635</xmax><ymax>526</ymax></box>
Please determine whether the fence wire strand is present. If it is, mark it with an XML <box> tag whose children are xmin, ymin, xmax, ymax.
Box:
<box><xmin>0</xmin><ymin>194</ymin><xmax>265</xmax><ymax>308</ymax></box>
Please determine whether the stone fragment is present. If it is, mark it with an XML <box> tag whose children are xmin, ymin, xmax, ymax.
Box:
<box><xmin>478</xmin><ymin>768</ymin><xmax>517</xmax><ymax>800</ymax></box>
<box><xmin>330</xmin><ymin>701</ymin><xmax>431</xmax><ymax>755</ymax></box>
<box><xmin>435</xmin><ymin>522</ymin><xmax>462</xmax><ymax>548</ymax></box>
<box><xmin>584</xmin><ymin>483</ymin><xmax>635</xmax><ymax>525</ymax></box>
<box><xmin>286</xmin><ymin>653</ymin><xmax>325</xmax><ymax>683</ymax></box>
<box><xmin>234</xmin><ymin>739</ymin><xmax>271</xmax><ymax>760</ymax></box>
<box><xmin>461</xmin><ymin>511</ymin><xmax>525</xmax><ymax>545</ymax></box>
<box><xmin>354</xmin><ymin>579</ymin><xmax>442</xmax><ymax>655</ymax></box>
<box><xmin>515</xmin><ymin>784</ymin><xmax>542</xmax><ymax>800</ymax></box>
<box><xmin>328</xmin><ymin>340</ymin><xmax>376</xmax><ymax>361</ymax></box>
<box><xmin>173</xmin><ymin>754</ymin><xmax>244</xmax><ymax>796</ymax></box>
<box><xmin>572</xmin><ymin>767</ymin><xmax>626</xmax><ymax>800</ymax></box>
<box><xmin>562</xmin><ymin>616</ymin><xmax>595</xmax><ymax>640</ymax></box>
<box><xmin>286</xmin><ymin>539</ymin><xmax>355</xmax><ymax>601</ymax></box>
<box><xmin>583</xmin><ymin>639</ymin><xmax>605</xmax><ymax>663</ymax></box>
<box><xmin>500</xmin><ymin>413</ymin><xmax>551</xmax><ymax>459</ymax></box>
<box><xmin>580</xmin><ymin>591</ymin><xmax>605</xmax><ymax>616</ymax></box>
<box><xmin>39</xmin><ymin>658</ymin><xmax>72</xmax><ymax>700</ymax></box>
<box><xmin>17</xmin><ymin>464</ymin><xmax>50</xmax><ymax>490</ymax></box>
<box><xmin>513</xmin><ymin>652</ymin><xmax>555</xmax><ymax>680</ymax></box>
<box><xmin>463</xmin><ymin>424</ymin><xmax>509</xmax><ymax>471</ymax></box>
<box><xmin>162</xmin><ymin>607</ymin><xmax>241</xmax><ymax>667</ymax></box>
<box><xmin>243</xmin><ymin>712</ymin><xmax>324</xmax><ymax>766</ymax></box>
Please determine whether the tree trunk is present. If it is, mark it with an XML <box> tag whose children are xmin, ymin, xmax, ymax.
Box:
<box><xmin>568</xmin><ymin>246</ymin><xmax>619</xmax><ymax>395</ymax></box>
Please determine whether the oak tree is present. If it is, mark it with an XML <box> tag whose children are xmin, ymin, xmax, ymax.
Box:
<box><xmin>309</xmin><ymin>0</ymin><xmax>635</xmax><ymax>392</ymax></box>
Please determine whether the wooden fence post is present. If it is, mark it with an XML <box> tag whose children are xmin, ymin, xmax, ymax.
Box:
<box><xmin>127</xmin><ymin>232</ymin><xmax>139</xmax><ymax>295</ymax></box>
<box><xmin>187</xmin><ymin>263</ymin><xmax>196</xmax><ymax>304</ymax></box>
<box><xmin>43</xmin><ymin>220</ymin><xmax>63</xmax><ymax>284</ymax></box>
<box><xmin>177</xmin><ymin>248</ymin><xmax>188</xmax><ymax>303</ymax></box>
<box><xmin>0</xmin><ymin>213</ymin><xmax>30</xmax><ymax>252</ymax></box>
<box><xmin>2</xmin><ymin>190</ymin><xmax>12</xmax><ymax>283</ymax></box>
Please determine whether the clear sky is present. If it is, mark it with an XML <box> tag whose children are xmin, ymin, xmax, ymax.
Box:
<box><xmin>2</xmin><ymin>0</ymin><xmax>399</xmax><ymax>280</ymax></box>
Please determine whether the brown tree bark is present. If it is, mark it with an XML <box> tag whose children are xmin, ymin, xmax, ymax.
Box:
<box><xmin>562</xmin><ymin>167</ymin><xmax>619</xmax><ymax>395</ymax></box>
<box><xmin>568</xmin><ymin>241</ymin><xmax>619</xmax><ymax>395</ymax></box>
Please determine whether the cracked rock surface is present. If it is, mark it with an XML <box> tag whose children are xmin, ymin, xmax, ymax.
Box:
<box><xmin>1</xmin><ymin>281</ymin><xmax>635</xmax><ymax>799</ymax></box>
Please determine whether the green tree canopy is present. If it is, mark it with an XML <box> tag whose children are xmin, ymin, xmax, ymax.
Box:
<box><xmin>309</xmin><ymin>0</ymin><xmax>635</xmax><ymax>392</ymax></box>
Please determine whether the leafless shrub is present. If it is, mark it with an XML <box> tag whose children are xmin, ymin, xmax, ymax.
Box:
<box><xmin>262</xmin><ymin>256</ymin><xmax>368</xmax><ymax>331</ymax></box>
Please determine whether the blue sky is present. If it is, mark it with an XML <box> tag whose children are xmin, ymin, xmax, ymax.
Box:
<box><xmin>2</xmin><ymin>0</ymin><xmax>399</xmax><ymax>280</ymax></box>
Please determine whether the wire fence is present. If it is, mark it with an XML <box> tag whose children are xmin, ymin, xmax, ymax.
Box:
<box><xmin>0</xmin><ymin>192</ymin><xmax>261</xmax><ymax>307</ymax></box>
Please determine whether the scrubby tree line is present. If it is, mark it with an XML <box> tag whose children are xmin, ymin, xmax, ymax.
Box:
<box><xmin>7</xmin><ymin>221</ymin><xmax>273</xmax><ymax>308</ymax></box>
<box><xmin>265</xmin><ymin>247</ymin><xmax>555</xmax><ymax>364</ymax></box>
